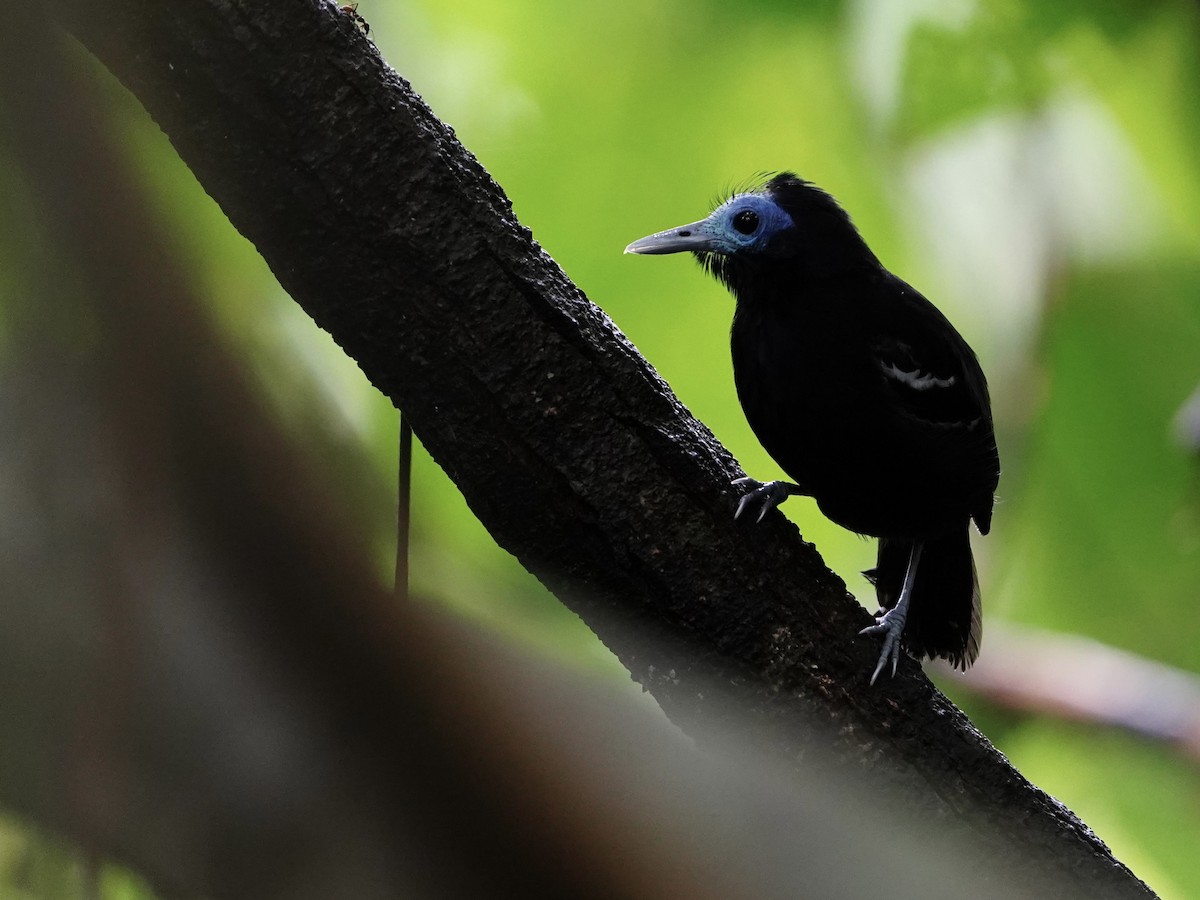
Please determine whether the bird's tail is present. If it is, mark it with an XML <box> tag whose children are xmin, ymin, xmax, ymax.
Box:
<box><xmin>864</xmin><ymin>530</ymin><xmax>981</xmax><ymax>670</ymax></box>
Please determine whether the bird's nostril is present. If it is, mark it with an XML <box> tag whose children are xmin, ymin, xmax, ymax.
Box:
<box><xmin>678</xmin><ymin>230</ymin><xmax>691</xmax><ymax>237</ymax></box>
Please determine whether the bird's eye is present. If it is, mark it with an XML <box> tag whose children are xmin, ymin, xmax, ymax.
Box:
<box><xmin>732</xmin><ymin>209</ymin><xmax>759</xmax><ymax>235</ymax></box>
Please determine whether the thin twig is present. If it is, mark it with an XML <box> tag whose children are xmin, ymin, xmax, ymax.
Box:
<box><xmin>395</xmin><ymin>414</ymin><xmax>413</xmax><ymax>602</ymax></box>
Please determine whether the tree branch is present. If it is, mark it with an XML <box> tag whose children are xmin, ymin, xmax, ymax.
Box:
<box><xmin>47</xmin><ymin>0</ymin><xmax>1152</xmax><ymax>895</ymax></box>
<box><xmin>946</xmin><ymin>624</ymin><xmax>1200</xmax><ymax>762</ymax></box>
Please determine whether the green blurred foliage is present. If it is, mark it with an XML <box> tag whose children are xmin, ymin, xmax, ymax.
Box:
<box><xmin>6</xmin><ymin>0</ymin><xmax>1200</xmax><ymax>896</ymax></box>
<box><xmin>0</xmin><ymin>814</ymin><xmax>154</xmax><ymax>899</ymax></box>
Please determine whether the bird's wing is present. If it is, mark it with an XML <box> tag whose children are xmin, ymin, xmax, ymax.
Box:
<box><xmin>870</xmin><ymin>277</ymin><xmax>990</xmax><ymax>432</ymax></box>
<box><xmin>871</xmin><ymin>332</ymin><xmax>987</xmax><ymax>432</ymax></box>
<box><xmin>871</xmin><ymin>278</ymin><xmax>999</xmax><ymax>531</ymax></box>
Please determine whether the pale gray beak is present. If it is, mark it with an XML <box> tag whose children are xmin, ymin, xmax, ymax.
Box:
<box><xmin>624</xmin><ymin>217</ymin><xmax>718</xmax><ymax>255</ymax></box>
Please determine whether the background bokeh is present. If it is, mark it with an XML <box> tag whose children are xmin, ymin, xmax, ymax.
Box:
<box><xmin>4</xmin><ymin>1</ymin><xmax>1200</xmax><ymax>896</ymax></box>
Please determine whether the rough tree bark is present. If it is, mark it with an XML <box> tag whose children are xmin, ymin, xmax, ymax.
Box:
<box><xmin>44</xmin><ymin>0</ymin><xmax>1152</xmax><ymax>896</ymax></box>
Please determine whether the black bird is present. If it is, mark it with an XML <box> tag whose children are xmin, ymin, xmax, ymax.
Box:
<box><xmin>626</xmin><ymin>174</ymin><xmax>999</xmax><ymax>683</ymax></box>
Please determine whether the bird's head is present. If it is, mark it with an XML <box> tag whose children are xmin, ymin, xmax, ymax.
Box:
<box><xmin>625</xmin><ymin>173</ymin><xmax>875</xmax><ymax>291</ymax></box>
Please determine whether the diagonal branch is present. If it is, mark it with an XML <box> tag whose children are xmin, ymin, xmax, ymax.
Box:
<box><xmin>946</xmin><ymin>624</ymin><xmax>1200</xmax><ymax>762</ymax></box>
<box><xmin>49</xmin><ymin>0</ymin><xmax>1152</xmax><ymax>895</ymax></box>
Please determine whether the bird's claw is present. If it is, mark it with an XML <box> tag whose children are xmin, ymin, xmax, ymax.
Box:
<box><xmin>733</xmin><ymin>478</ymin><xmax>797</xmax><ymax>523</ymax></box>
<box><xmin>859</xmin><ymin>608</ymin><xmax>907</xmax><ymax>685</ymax></box>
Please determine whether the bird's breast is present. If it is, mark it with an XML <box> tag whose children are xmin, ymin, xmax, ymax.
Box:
<box><xmin>730</xmin><ymin>302</ymin><xmax>857</xmax><ymax>483</ymax></box>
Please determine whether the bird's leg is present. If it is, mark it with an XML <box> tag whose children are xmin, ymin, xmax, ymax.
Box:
<box><xmin>859</xmin><ymin>541</ymin><xmax>924</xmax><ymax>684</ymax></box>
<box><xmin>732</xmin><ymin>477</ymin><xmax>803</xmax><ymax>523</ymax></box>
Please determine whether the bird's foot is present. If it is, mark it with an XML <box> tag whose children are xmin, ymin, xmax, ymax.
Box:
<box><xmin>859</xmin><ymin>606</ymin><xmax>908</xmax><ymax>685</ymax></box>
<box><xmin>732</xmin><ymin>478</ymin><xmax>800</xmax><ymax>522</ymax></box>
